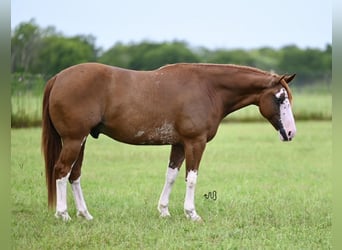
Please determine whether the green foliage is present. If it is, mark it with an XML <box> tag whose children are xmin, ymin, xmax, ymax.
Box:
<box><xmin>11</xmin><ymin>72</ymin><xmax>45</xmax><ymax>95</ymax></box>
<box><xmin>97</xmin><ymin>42</ymin><xmax>132</xmax><ymax>69</ymax></box>
<box><xmin>11</xmin><ymin>94</ymin><xmax>42</xmax><ymax>128</ymax></box>
<box><xmin>11</xmin><ymin>19</ymin><xmax>98</xmax><ymax>77</ymax></box>
<box><xmin>11</xmin><ymin>73</ymin><xmax>44</xmax><ymax>127</ymax></box>
<box><xmin>99</xmin><ymin>40</ymin><xmax>199</xmax><ymax>70</ymax></box>
<box><xmin>11</xmin><ymin>19</ymin><xmax>41</xmax><ymax>72</ymax></box>
<box><xmin>11</xmin><ymin>122</ymin><xmax>332</xmax><ymax>249</ymax></box>
<box><xmin>278</xmin><ymin>45</ymin><xmax>332</xmax><ymax>84</ymax></box>
<box><xmin>207</xmin><ymin>49</ymin><xmax>256</xmax><ymax>66</ymax></box>
<box><xmin>33</xmin><ymin>35</ymin><xmax>97</xmax><ymax>76</ymax></box>
<box><xmin>11</xmin><ymin>20</ymin><xmax>331</xmax><ymax>86</ymax></box>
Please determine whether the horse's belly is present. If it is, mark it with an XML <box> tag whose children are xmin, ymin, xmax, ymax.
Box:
<box><xmin>102</xmin><ymin>120</ymin><xmax>180</xmax><ymax>145</ymax></box>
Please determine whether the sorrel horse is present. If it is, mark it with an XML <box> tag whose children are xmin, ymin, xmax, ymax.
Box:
<box><xmin>42</xmin><ymin>62</ymin><xmax>296</xmax><ymax>221</ymax></box>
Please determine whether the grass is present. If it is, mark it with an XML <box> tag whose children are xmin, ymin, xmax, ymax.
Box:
<box><xmin>11</xmin><ymin>121</ymin><xmax>332</xmax><ymax>249</ymax></box>
<box><xmin>11</xmin><ymin>94</ymin><xmax>43</xmax><ymax>127</ymax></box>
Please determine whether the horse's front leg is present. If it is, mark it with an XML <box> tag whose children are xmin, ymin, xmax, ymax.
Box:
<box><xmin>183</xmin><ymin>139</ymin><xmax>206</xmax><ymax>221</ymax></box>
<box><xmin>158</xmin><ymin>144</ymin><xmax>184</xmax><ymax>217</ymax></box>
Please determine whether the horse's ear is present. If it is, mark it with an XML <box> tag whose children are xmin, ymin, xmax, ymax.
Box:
<box><xmin>282</xmin><ymin>74</ymin><xmax>296</xmax><ymax>84</ymax></box>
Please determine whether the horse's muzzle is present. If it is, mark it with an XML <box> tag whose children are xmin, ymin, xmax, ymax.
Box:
<box><xmin>279</xmin><ymin>128</ymin><xmax>296</xmax><ymax>141</ymax></box>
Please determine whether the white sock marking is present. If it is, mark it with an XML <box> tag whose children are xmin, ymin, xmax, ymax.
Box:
<box><xmin>184</xmin><ymin>170</ymin><xmax>201</xmax><ymax>221</ymax></box>
<box><xmin>158</xmin><ymin>167</ymin><xmax>179</xmax><ymax>217</ymax></box>
<box><xmin>71</xmin><ymin>176</ymin><xmax>93</xmax><ymax>220</ymax></box>
<box><xmin>55</xmin><ymin>172</ymin><xmax>71</xmax><ymax>221</ymax></box>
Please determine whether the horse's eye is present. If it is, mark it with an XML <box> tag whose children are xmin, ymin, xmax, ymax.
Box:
<box><xmin>275</xmin><ymin>94</ymin><xmax>285</xmax><ymax>105</ymax></box>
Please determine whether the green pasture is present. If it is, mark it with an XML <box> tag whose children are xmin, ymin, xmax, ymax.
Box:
<box><xmin>11</xmin><ymin>121</ymin><xmax>331</xmax><ymax>249</ymax></box>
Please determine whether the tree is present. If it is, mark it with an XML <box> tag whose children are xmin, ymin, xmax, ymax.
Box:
<box><xmin>98</xmin><ymin>41</ymin><xmax>199</xmax><ymax>70</ymax></box>
<box><xmin>207</xmin><ymin>49</ymin><xmax>256</xmax><ymax>66</ymax></box>
<box><xmin>98</xmin><ymin>42</ymin><xmax>139</xmax><ymax>69</ymax></box>
<box><xmin>11</xmin><ymin>21</ymin><xmax>331</xmax><ymax>86</ymax></box>
<box><xmin>278</xmin><ymin>45</ymin><xmax>331</xmax><ymax>85</ymax></box>
<box><xmin>321</xmin><ymin>44</ymin><xmax>332</xmax><ymax>85</ymax></box>
<box><xmin>249</xmin><ymin>47</ymin><xmax>280</xmax><ymax>71</ymax></box>
<box><xmin>11</xmin><ymin>21</ymin><xmax>99</xmax><ymax>76</ymax></box>
<box><xmin>11</xmin><ymin>19</ymin><xmax>41</xmax><ymax>72</ymax></box>
<box><xmin>129</xmin><ymin>41</ymin><xmax>199</xmax><ymax>70</ymax></box>
<box><xmin>33</xmin><ymin>34</ymin><xmax>98</xmax><ymax>76</ymax></box>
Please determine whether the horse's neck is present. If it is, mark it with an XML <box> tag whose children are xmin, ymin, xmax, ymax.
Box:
<box><xmin>218</xmin><ymin>89</ymin><xmax>260</xmax><ymax>117</ymax></box>
<box><xmin>206</xmin><ymin>68</ymin><xmax>272</xmax><ymax>117</ymax></box>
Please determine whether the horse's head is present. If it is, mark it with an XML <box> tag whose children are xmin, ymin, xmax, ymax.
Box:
<box><xmin>258</xmin><ymin>74</ymin><xmax>296</xmax><ymax>141</ymax></box>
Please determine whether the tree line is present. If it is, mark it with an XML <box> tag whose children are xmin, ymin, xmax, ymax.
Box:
<box><xmin>12</xmin><ymin>20</ymin><xmax>331</xmax><ymax>86</ymax></box>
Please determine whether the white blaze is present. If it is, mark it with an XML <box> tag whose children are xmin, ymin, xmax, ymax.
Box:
<box><xmin>276</xmin><ymin>88</ymin><xmax>296</xmax><ymax>141</ymax></box>
<box><xmin>158</xmin><ymin>167</ymin><xmax>179</xmax><ymax>217</ymax></box>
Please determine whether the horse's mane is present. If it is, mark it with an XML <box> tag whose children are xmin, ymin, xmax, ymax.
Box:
<box><xmin>158</xmin><ymin>63</ymin><xmax>291</xmax><ymax>94</ymax></box>
<box><xmin>158</xmin><ymin>63</ymin><xmax>275</xmax><ymax>77</ymax></box>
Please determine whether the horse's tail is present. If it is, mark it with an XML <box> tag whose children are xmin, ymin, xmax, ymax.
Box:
<box><xmin>41</xmin><ymin>75</ymin><xmax>61</xmax><ymax>209</ymax></box>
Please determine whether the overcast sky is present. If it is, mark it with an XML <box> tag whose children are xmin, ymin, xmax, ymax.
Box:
<box><xmin>11</xmin><ymin>0</ymin><xmax>331</xmax><ymax>50</ymax></box>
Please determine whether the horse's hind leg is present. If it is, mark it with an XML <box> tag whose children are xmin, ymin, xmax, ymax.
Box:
<box><xmin>54</xmin><ymin>137</ymin><xmax>86</xmax><ymax>221</ymax></box>
<box><xmin>69</xmin><ymin>137</ymin><xmax>93</xmax><ymax>220</ymax></box>
<box><xmin>158</xmin><ymin>144</ymin><xmax>185</xmax><ymax>217</ymax></box>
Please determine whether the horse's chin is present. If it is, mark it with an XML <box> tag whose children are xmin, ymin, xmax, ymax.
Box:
<box><xmin>278</xmin><ymin>128</ymin><xmax>291</xmax><ymax>141</ymax></box>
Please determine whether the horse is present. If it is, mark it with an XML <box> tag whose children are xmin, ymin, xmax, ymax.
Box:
<box><xmin>41</xmin><ymin>62</ymin><xmax>296</xmax><ymax>221</ymax></box>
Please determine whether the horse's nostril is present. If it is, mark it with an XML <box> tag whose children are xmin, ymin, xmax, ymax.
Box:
<box><xmin>288</xmin><ymin>131</ymin><xmax>292</xmax><ymax>137</ymax></box>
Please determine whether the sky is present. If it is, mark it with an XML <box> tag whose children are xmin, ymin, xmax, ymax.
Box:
<box><xmin>11</xmin><ymin>0</ymin><xmax>331</xmax><ymax>51</ymax></box>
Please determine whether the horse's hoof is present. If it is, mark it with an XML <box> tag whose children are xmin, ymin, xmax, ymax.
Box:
<box><xmin>189</xmin><ymin>215</ymin><xmax>203</xmax><ymax>222</ymax></box>
<box><xmin>193</xmin><ymin>216</ymin><xmax>204</xmax><ymax>223</ymax></box>
<box><xmin>185</xmin><ymin>210</ymin><xmax>203</xmax><ymax>222</ymax></box>
<box><xmin>160</xmin><ymin>213</ymin><xmax>171</xmax><ymax>218</ymax></box>
<box><xmin>77</xmin><ymin>210</ymin><xmax>93</xmax><ymax>220</ymax></box>
<box><xmin>158</xmin><ymin>205</ymin><xmax>171</xmax><ymax>217</ymax></box>
<box><xmin>55</xmin><ymin>211</ymin><xmax>71</xmax><ymax>221</ymax></box>
<box><xmin>160</xmin><ymin>212</ymin><xmax>171</xmax><ymax>218</ymax></box>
